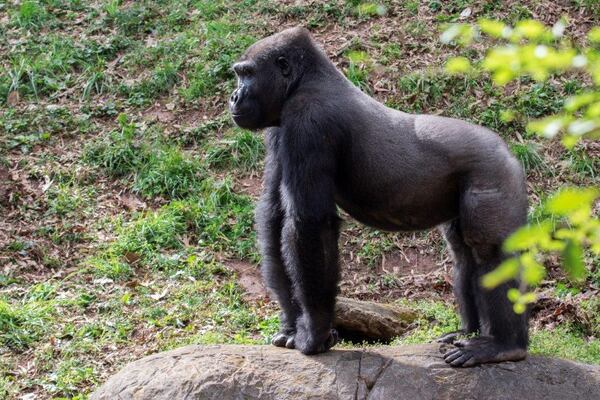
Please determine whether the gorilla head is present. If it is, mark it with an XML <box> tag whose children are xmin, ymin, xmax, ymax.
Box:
<box><xmin>229</xmin><ymin>27</ymin><xmax>314</xmax><ymax>130</ymax></box>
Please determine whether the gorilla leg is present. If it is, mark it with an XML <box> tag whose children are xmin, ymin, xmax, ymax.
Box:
<box><xmin>437</xmin><ymin>220</ymin><xmax>480</xmax><ymax>344</ymax></box>
<box><xmin>444</xmin><ymin>186</ymin><xmax>528</xmax><ymax>367</ymax></box>
<box><xmin>280</xmin><ymin>215</ymin><xmax>340</xmax><ymax>354</ymax></box>
<box><xmin>255</xmin><ymin>145</ymin><xmax>301</xmax><ymax>348</ymax></box>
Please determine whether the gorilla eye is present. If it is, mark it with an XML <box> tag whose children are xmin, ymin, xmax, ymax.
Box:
<box><xmin>276</xmin><ymin>56</ymin><xmax>290</xmax><ymax>75</ymax></box>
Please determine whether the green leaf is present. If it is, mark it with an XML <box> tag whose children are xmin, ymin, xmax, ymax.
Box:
<box><xmin>347</xmin><ymin>51</ymin><xmax>369</xmax><ymax>64</ymax></box>
<box><xmin>478</xmin><ymin>19</ymin><xmax>510</xmax><ymax>38</ymax></box>
<box><xmin>513</xmin><ymin>303</ymin><xmax>526</xmax><ymax>314</ymax></box>
<box><xmin>514</xmin><ymin>20</ymin><xmax>548</xmax><ymax>40</ymax></box>
<box><xmin>567</xmin><ymin>120</ymin><xmax>598</xmax><ymax>136</ymax></box>
<box><xmin>492</xmin><ymin>69</ymin><xmax>514</xmax><ymax>85</ymax></box>
<box><xmin>562</xmin><ymin>239</ymin><xmax>586</xmax><ymax>281</ymax></box>
<box><xmin>520</xmin><ymin>292</ymin><xmax>537</xmax><ymax>304</ymax></box>
<box><xmin>481</xmin><ymin>258</ymin><xmax>519</xmax><ymax>288</ymax></box>
<box><xmin>507</xmin><ymin>288</ymin><xmax>521</xmax><ymax>302</ymax></box>
<box><xmin>561</xmin><ymin>134</ymin><xmax>579</xmax><ymax>149</ymax></box>
<box><xmin>588</xmin><ymin>27</ymin><xmax>600</xmax><ymax>43</ymax></box>
<box><xmin>520</xmin><ymin>253</ymin><xmax>546</xmax><ymax>285</ymax></box>
<box><xmin>527</xmin><ymin>116</ymin><xmax>566</xmax><ymax>139</ymax></box>
<box><xmin>440</xmin><ymin>24</ymin><xmax>474</xmax><ymax>45</ymax></box>
<box><xmin>503</xmin><ymin>222</ymin><xmax>552</xmax><ymax>252</ymax></box>
<box><xmin>545</xmin><ymin>187</ymin><xmax>599</xmax><ymax>216</ymax></box>
<box><xmin>564</xmin><ymin>93</ymin><xmax>599</xmax><ymax>112</ymax></box>
<box><xmin>445</xmin><ymin>57</ymin><xmax>471</xmax><ymax>74</ymax></box>
<box><xmin>500</xmin><ymin>110</ymin><xmax>515</xmax><ymax>122</ymax></box>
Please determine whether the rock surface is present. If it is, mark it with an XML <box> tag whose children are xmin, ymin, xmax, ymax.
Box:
<box><xmin>91</xmin><ymin>343</ymin><xmax>600</xmax><ymax>400</ymax></box>
<box><xmin>334</xmin><ymin>297</ymin><xmax>418</xmax><ymax>342</ymax></box>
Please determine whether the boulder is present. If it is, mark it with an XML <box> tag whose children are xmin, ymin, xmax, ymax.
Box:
<box><xmin>91</xmin><ymin>344</ymin><xmax>600</xmax><ymax>400</ymax></box>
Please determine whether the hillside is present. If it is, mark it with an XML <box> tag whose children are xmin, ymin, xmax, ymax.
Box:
<box><xmin>1</xmin><ymin>1</ymin><xmax>599</xmax><ymax>398</ymax></box>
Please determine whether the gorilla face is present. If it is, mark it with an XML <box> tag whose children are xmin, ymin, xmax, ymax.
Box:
<box><xmin>229</xmin><ymin>54</ymin><xmax>292</xmax><ymax>130</ymax></box>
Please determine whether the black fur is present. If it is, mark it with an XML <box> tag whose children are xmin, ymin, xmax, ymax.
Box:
<box><xmin>229</xmin><ymin>27</ymin><xmax>529</xmax><ymax>366</ymax></box>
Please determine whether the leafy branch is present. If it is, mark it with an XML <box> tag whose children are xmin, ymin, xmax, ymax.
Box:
<box><xmin>442</xmin><ymin>19</ymin><xmax>600</xmax><ymax>313</ymax></box>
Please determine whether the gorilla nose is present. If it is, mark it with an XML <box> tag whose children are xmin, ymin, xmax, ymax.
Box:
<box><xmin>230</xmin><ymin>90</ymin><xmax>239</xmax><ymax>105</ymax></box>
<box><xmin>230</xmin><ymin>88</ymin><xmax>245</xmax><ymax>110</ymax></box>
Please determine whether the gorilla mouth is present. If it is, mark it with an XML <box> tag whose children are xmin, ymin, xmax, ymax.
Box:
<box><xmin>231</xmin><ymin>109</ymin><xmax>252</xmax><ymax>118</ymax></box>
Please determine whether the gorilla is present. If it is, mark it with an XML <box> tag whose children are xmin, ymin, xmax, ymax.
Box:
<box><xmin>229</xmin><ymin>27</ymin><xmax>528</xmax><ymax>367</ymax></box>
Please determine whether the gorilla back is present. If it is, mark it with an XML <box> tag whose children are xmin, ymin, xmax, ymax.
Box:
<box><xmin>230</xmin><ymin>27</ymin><xmax>529</xmax><ymax>367</ymax></box>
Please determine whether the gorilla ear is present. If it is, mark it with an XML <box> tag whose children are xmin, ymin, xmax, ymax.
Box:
<box><xmin>276</xmin><ymin>56</ymin><xmax>291</xmax><ymax>77</ymax></box>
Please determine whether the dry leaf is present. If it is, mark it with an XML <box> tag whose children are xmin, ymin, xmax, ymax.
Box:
<box><xmin>7</xmin><ymin>91</ymin><xmax>20</xmax><ymax>106</ymax></box>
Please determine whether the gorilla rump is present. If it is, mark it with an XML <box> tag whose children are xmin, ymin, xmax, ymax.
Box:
<box><xmin>229</xmin><ymin>27</ymin><xmax>528</xmax><ymax>367</ymax></box>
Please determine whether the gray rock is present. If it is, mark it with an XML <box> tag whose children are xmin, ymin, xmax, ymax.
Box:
<box><xmin>91</xmin><ymin>344</ymin><xmax>600</xmax><ymax>400</ymax></box>
<box><xmin>334</xmin><ymin>297</ymin><xmax>418</xmax><ymax>342</ymax></box>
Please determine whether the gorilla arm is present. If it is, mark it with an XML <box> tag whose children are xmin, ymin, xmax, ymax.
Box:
<box><xmin>277</xmin><ymin>114</ymin><xmax>341</xmax><ymax>355</ymax></box>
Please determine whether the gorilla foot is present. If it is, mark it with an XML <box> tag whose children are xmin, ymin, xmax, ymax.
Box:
<box><xmin>294</xmin><ymin>328</ymin><xmax>338</xmax><ymax>355</ymax></box>
<box><xmin>436</xmin><ymin>329</ymin><xmax>469</xmax><ymax>344</ymax></box>
<box><xmin>443</xmin><ymin>336</ymin><xmax>527</xmax><ymax>367</ymax></box>
<box><xmin>271</xmin><ymin>331</ymin><xmax>296</xmax><ymax>349</ymax></box>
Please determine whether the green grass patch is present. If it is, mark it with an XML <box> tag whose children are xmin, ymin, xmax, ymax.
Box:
<box><xmin>204</xmin><ymin>128</ymin><xmax>264</xmax><ymax>172</ymax></box>
<box><xmin>10</xmin><ymin>0</ymin><xmax>51</xmax><ymax>29</ymax></box>
<box><xmin>0</xmin><ymin>296</ymin><xmax>55</xmax><ymax>350</ymax></box>
<box><xmin>133</xmin><ymin>147</ymin><xmax>205</xmax><ymax>199</ymax></box>
<box><xmin>530</xmin><ymin>325</ymin><xmax>600</xmax><ymax>364</ymax></box>
<box><xmin>85</xmin><ymin>114</ymin><xmax>205</xmax><ymax>198</ymax></box>
<box><xmin>392</xmin><ymin>300</ymin><xmax>460</xmax><ymax>344</ymax></box>
<box><xmin>510</xmin><ymin>141</ymin><xmax>545</xmax><ymax>172</ymax></box>
<box><xmin>392</xmin><ymin>300</ymin><xmax>600</xmax><ymax>365</ymax></box>
<box><xmin>181</xmin><ymin>19</ymin><xmax>257</xmax><ymax>100</ymax></box>
<box><xmin>565</xmin><ymin>149</ymin><xmax>599</xmax><ymax>179</ymax></box>
<box><xmin>90</xmin><ymin>178</ymin><xmax>257</xmax><ymax>279</ymax></box>
<box><xmin>120</xmin><ymin>62</ymin><xmax>181</xmax><ymax>106</ymax></box>
<box><xmin>46</xmin><ymin>182</ymin><xmax>95</xmax><ymax>217</ymax></box>
<box><xmin>1</xmin><ymin>106</ymin><xmax>91</xmax><ymax>154</ymax></box>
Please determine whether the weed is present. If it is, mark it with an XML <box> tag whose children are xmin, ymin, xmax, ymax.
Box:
<box><xmin>52</xmin><ymin>359</ymin><xmax>97</xmax><ymax>397</ymax></box>
<box><xmin>1</xmin><ymin>106</ymin><xmax>90</xmax><ymax>154</ymax></box>
<box><xmin>0</xmin><ymin>298</ymin><xmax>54</xmax><ymax>350</ymax></box>
<box><xmin>91</xmin><ymin>178</ymin><xmax>257</xmax><ymax>278</ymax></box>
<box><xmin>181</xmin><ymin>20</ymin><xmax>256</xmax><ymax>100</ymax></box>
<box><xmin>565</xmin><ymin>150</ymin><xmax>599</xmax><ymax>179</ymax></box>
<box><xmin>121</xmin><ymin>62</ymin><xmax>180</xmax><ymax>106</ymax></box>
<box><xmin>345</xmin><ymin>51</ymin><xmax>372</xmax><ymax>93</ymax></box>
<box><xmin>381</xmin><ymin>43</ymin><xmax>402</xmax><ymax>65</ymax></box>
<box><xmin>395</xmin><ymin>70</ymin><xmax>478</xmax><ymax>115</ymax></box>
<box><xmin>510</xmin><ymin>141</ymin><xmax>545</xmax><ymax>172</ymax></box>
<box><xmin>578</xmin><ymin>297</ymin><xmax>600</xmax><ymax>337</ymax></box>
<box><xmin>134</xmin><ymin>147</ymin><xmax>204</xmax><ymax>199</ymax></box>
<box><xmin>393</xmin><ymin>300</ymin><xmax>460</xmax><ymax>343</ymax></box>
<box><xmin>204</xmin><ymin>129</ymin><xmax>264</xmax><ymax>172</ymax></box>
<box><xmin>83</xmin><ymin>114</ymin><xmax>148</xmax><ymax>177</ymax></box>
<box><xmin>11</xmin><ymin>0</ymin><xmax>50</xmax><ymax>29</ymax></box>
<box><xmin>403</xmin><ymin>0</ymin><xmax>419</xmax><ymax>15</ymax></box>
<box><xmin>46</xmin><ymin>183</ymin><xmax>94</xmax><ymax>217</ymax></box>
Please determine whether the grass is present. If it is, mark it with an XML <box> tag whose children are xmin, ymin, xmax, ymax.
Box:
<box><xmin>510</xmin><ymin>141</ymin><xmax>545</xmax><ymax>172</ymax></box>
<box><xmin>530</xmin><ymin>325</ymin><xmax>600</xmax><ymax>365</ymax></box>
<box><xmin>0</xmin><ymin>0</ymin><xmax>599</xmax><ymax>398</ymax></box>
<box><xmin>0</xmin><ymin>297</ymin><xmax>55</xmax><ymax>350</ymax></box>
<box><xmin>90</xmin><ymin>178</ymin><xmax>256</xmax><ymax>280</ymax></box>
<box><xmin>394</xmin><ymin>300</ymin><xmax>600</xmax><ymax>365</ymax></box>
<box><xmin>204</xmin><ymin>128</ymin><xmax>265</xmax><ymax>172</ymax></box>
<box><xmin>133</xmin><ymin>147</ymin><xmax>204</xmax><ymax>199</ymax></box>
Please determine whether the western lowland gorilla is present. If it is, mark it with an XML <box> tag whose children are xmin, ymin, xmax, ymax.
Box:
<box><xmin>229</xmin><ymin>27</ymin><xmax>529</xmax><ymax>367</ymax></box>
